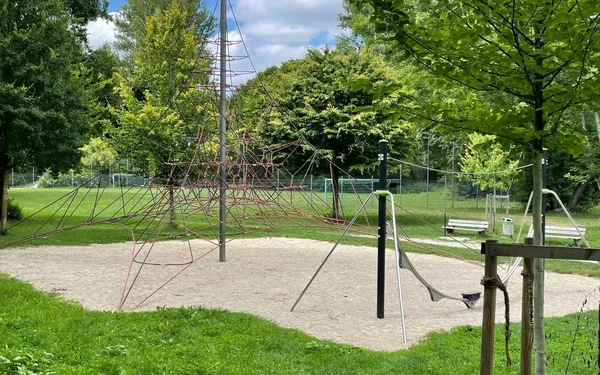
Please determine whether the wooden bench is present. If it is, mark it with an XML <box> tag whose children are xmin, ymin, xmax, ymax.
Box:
<box><xmin>444</xmin><ymin>219</ymin><xmax>489</xmax><ymax>235</ymax></box>
<box><xmin>527</xmin><ymin>225</ymin><xmax>587</xmax><ymax>246</ymax></box>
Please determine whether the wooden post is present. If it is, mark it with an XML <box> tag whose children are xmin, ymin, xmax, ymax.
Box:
<box><xmin>483</xmin><ymin>239</ymin><xmax>600</xmax><ymax>375</ymax></box>
<box><xmin>481</xmin><ymin>240</ymin><xmax>499</xmax><ymax>375</ymax></box>
<box><xmin>521</xmin><ymin>237</ymin><xmax>534</xmax><ymax>375</ymax></box>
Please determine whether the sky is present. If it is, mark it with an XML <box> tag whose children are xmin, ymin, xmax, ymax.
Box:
<box><xmin>87</xmin><ymin>0</ymin><xmax>346</xmax><ymax>82</ymax></box>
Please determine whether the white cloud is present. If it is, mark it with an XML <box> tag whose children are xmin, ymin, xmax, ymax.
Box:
<box><xmin>85</xmin><ymin>1</ymin><xmax>346</xmax><ymax>85</ymax></box>
<box><xmin>86</xmin><ymin>13</ymin><xmax>118</xmax><ymax>49</ymax></box>
<box><xmin>223</xmin><ymin>0</ymin><xmax>345</xmax><ymax>85</ymax></box>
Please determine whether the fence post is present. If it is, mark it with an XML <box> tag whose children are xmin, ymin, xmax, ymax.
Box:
<box><xmin>398</xmin><ymin>166</ymin><xmax>402</xmax><ymax>206</ymax></box>
<box><xmin>480</xmin><ymin>240</ymin><xmax>498</xmax><ymax>375</ymax></box>
<box><xmin>521</xmin><ymin>237</ymin><xmax>534</xmax><ymax>375</ymax></box>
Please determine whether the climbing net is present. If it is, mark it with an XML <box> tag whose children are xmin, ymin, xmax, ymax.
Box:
<box><xmin>2</xmin><ymin>0</ymin><xmax>485</xmax><ymax>311</ymax></box>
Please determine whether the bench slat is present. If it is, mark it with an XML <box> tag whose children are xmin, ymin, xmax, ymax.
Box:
<box><xmin>526</xmin><ymin>225</ymin><xmax>586</xmax><ymax>240</ymax></box>
<box><xmin>445</xmin><ymin>219</ymin><xmax>489</xmax><ymax>235</ymax></box>
<box><xmin>545</xmin><ymin>226</ymin><xmax>586</xmax><ymax>234</ymax></box>
<box><xmin>444</xmin><ymin>227</ymin><xmax>486</xmax><ymax>232</ymax></box>
<box><xmin>448</xmin><ymin>220</ymin><xmax>489</xmax><ymax>226</ymax></box>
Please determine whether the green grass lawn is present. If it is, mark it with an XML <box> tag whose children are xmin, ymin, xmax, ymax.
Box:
<box><xmin>0</xmin><ymin>274</ymin><xmax>598</xmax><ymax>375</ymax></box>
<box><xmin>1</xmin><ymin>189</ymin><xmax>600</xmax><ymax>374</ymax></box>
<box><xmin>3</xmin><ymin>187</ymin><xmax>600</xmax><ymax>280</ymax></box>
<box><xmin>4</xmin><ymin>187</ymin><xmax>600</xmax><ymax>246</ymax></box>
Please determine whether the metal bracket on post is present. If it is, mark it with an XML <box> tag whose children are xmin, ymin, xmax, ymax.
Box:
<box><xmin>374</xmin><ymin>190</ymin><xmax>389</xmax><ymax>197</ymax></box>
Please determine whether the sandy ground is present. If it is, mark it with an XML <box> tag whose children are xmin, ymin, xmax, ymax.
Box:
<box><xmin>0</xmin><ymin>237</ymin><xmax>598</xmax><ymax>352</ymax></box>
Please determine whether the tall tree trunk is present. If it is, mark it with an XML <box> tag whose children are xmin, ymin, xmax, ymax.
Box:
<box><xmin>0</xmin><ymin>166</ymin><xmax>8</xmax><ymax>235</ymax></box>
<box><xmin>567</xmin><ymin>179</ymin><xmax>589</xmax><ymax>211</ymax></box>
<box><xmin>595</xmin><ymin>113</ymin><xmax>600</xmax><ymax>192</ymax></box>
<box><xmin>0</xmin><ymin>120</ymin><xmax>8</xmax><ymax>234</ymax></box>
<box><xmin>594</xmin><ymin>112</ymin><xmax>600</xmax><ymax>141</ymax></box>
<box><xmin>533</xmin><ymin>34</ymin><xmax>547</xmax><ymax>371</ymax></box>
<box><xmin>330</xmin><ymin>165</ymin><xmax>340</xmax><ymax>220</ymax></box>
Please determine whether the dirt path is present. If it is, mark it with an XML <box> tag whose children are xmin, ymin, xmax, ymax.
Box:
<box><xmin>0</xmin><ymin>237</ymin><xmax>597</xmax><ymax>352</ymax></box>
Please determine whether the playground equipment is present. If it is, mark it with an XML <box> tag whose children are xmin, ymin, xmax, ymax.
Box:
<box><xmin>515</xmin><ymin>189</ymin><xmax>589</xmax><ymax>247</ymax></box>
<box><xmin>501</xmin><ymin>189</ymin><xmax>590</xmax><ymax>284</ymax></box>
<box><xmin>484</xmin><ymin>194</ymin><xmax>510</xmax><ymax>233</ymax></box>
<box><xmin>2</xmin><ymin>2</ymin><xmax>488</xmax><ymax>333</ymax></box>
<box><xmin>481</xmin><ymin>240</ymin><xmax>600</xmax><ymax>375</ymax></box>
<box><xmin>292</xmin><ymin>141</ymin><xmax>481</xmax><ymax>344</ymax></box>
<box><xmin>387</xmin><ymin>157</ymin><xmax>530</xmax><ymax>236</ymax></box>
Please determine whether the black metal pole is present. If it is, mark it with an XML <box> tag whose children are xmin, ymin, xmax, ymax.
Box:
<box><xmin>377</xmin><ymin>140</ymin><xmax>388</xmax><ymax>319</ymax></box>
<box><xmin>541</xmin><ymin>149</ymin><xmax>548</xmax><ymax>245</ymax></box>
<box><xmin>218</xmin><ymin>0</ymin><xmax>227</xmax><ymax>262</ymax></box>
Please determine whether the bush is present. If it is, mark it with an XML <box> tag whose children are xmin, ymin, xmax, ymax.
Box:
<box><xmin>36</xmin><ymin>168</ymin><xmax>55</xmax><ymax>188</ymax></box>
<box><xmin>36</xmin><ymin>168</ymin><xmax>98</xmax><ymax>188</ymax></box>
<box><xmin>7</xmin><ymin>198</ymin><xmax>23</xmax><ymax>220</ymax></box>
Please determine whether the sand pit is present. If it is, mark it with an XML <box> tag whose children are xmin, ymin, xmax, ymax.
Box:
<box><xmin>0</xmin><ymin>237</ymin><xmax>598</xmax><ymax>352</ymax></box>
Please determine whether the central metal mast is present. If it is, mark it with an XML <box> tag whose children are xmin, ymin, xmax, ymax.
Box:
<box><xmin>218</xmin><ymin>0</ymin><xmax>227</xmax><ymax>262</ymax></box>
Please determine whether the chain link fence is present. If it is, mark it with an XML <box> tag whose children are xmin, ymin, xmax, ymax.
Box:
<box><xmin>9</xmin><ymin>170</ymin><xmax>148</xmax><ymax>189</ymax></box>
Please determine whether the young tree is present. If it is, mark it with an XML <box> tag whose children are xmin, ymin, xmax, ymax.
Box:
<box><xmin>459</xmin><ymin>134</ymin><xmax>521</xmax><ymax>192</ymax></box>
<box><xmin>110</xmin><ymin>77</ymin><xmax>186</xmax><ymax>174</ymax></box>
<box><xmin>114</xmin><ymin>0</ymin><xmax>213</xmax><ymax>66</ymax></box>
<box><xmin>110</xmin><ymin>0</ymin><xmax>214</xmax><ymax>176</ymax></box>
<box><xmin>80</xmin><ymin>137</ymin><xmax>118</xmax><ymax>174</ymax></box>
<box><xmin>345</xmin><ymin>0</ymin><xmax>600</xmax><ymax>227</ymax></box>
<box><xmin>345</xmin><ymin>1</ymin><xmax>600</xmax><ymax>372</ymax></box>
<box><xmin>0</xmin><ymin>0</ymin><xmax>107</xmax><ymax>233</ymax></box>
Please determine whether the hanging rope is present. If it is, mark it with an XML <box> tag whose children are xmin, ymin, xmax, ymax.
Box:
<box><xmin>481</xmin><ymin>274</ymin><xmax>512</xmax><ymax>366</ymax></box>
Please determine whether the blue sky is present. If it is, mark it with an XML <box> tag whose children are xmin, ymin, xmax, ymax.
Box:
<box><xmin>107</xmin><ymin>0</ymin><xmax>124</xmax><ymax>12</ymax></box>
<box><xmin>89</xmin><ymin>0</ymin><xmax>344</xmax><ymax>83</ymax></box>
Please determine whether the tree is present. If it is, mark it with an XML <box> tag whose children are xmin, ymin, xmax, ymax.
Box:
<box><xmin>80</xmin><ymin>137</ymin><xmax>117</xmax><ymax>174</ymax></box>
<box><xmin>459</xmin><ymin>134</ymin><xmax>521</xmax><ymax>193</ymax></box>
<box><xmin>238</xmin><ymin>48</ymin><xmax>417</xmax><ymax>219</ymax></box>
<box><xmin>345</xmin><ymin>1</ymin><xmax>600</xmax><ymax>372</ymax></box>
<box><xmin>560</xmin><ymin>112</ymin><xmax>600</xmax><ymax>210</ymax></box>
<box><xmin>114</xmin><ymin>0</ymin><xmax>213</xmax><ymax>66</ymax></box>
<box><xmin>67</xmin><ymin>0</ymin><xmax>109</xmax><ymax>41</ymax></box>
<box><xmin>110</xmin><ymin>76</ymin><xmax>187</xmax><ymax>175</ymax></box>
<box><xmin>83</xmin><ymin>44</ymin><xmax>122</xmax><ymax>137</ymax></box>
<box><xmin>0</xmin><ymin>0</ymin><xmax>107</xmax><ymax>234</ymax></box>
<box><xmin>109</xmin><ymin>0</ymin><xmax>214</xmax><ymax>177</ymax></box>
<box><xmin>513</xmin><ymin>113</ymin><xmax>600</xmax><ymax>212</ymax></box>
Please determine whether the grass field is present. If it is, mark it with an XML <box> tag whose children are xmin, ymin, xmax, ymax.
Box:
<box><xmin>0</xmin><ymin>274</ymin><xmax>599</xmax><ymax>375</ymax></box>
<box><xmin>4</xmin><ymin>187</ymin><xmax>600</xmax><ymax>245</ymax></box>
<box><xmin>3</xmin><ymin>188</ymin><xmax>600</xmax><ymax>277</ymax></box>
<box><xmin>1</xmin><ymin>188</ymin><xmax>599</xmax><ymax>374</ymax></box>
